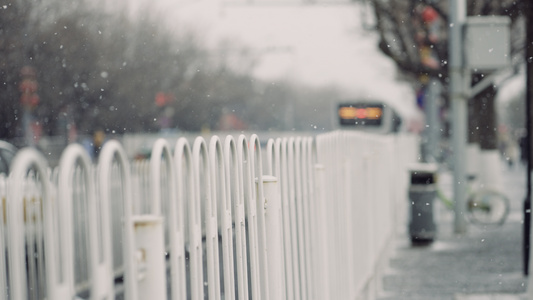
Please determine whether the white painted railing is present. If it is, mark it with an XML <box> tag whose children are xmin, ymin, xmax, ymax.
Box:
<box><xmin>0</xmin><ymin>131</ymin><xmax>418</xmax><ymax>300</ymax></box>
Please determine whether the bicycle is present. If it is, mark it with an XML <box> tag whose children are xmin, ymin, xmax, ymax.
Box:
<box><xmin>437</xmin><ymin>184</ymin><xmax>510</xmax><ymax>226</ymax></box>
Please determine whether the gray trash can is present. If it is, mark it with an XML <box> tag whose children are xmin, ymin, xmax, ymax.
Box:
<box><xmin>408</xmin><ymin>163</ymin><xmax>437</xmax><ymax>245</ymax></box>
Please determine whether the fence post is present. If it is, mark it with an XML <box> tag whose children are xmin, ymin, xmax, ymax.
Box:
<box><xmin>132</xmin><ymin>215</ymin><xmax>167</xmax><ymax>299</ymax></box>
<box><xmin>131</xmin><ymin>138</ymin><xmax>172</xmax><ymax>300</ymax></box>
<box><xmin>263</xmin><ymin>175</ymin><xmax>283</xmax><ymax>300</ymax></box>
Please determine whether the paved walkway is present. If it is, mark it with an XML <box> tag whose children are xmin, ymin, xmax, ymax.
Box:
<box><xmin>377</xmin><ymin>163</ymin><xmax>529</xmax><ymax>300</ymax></box>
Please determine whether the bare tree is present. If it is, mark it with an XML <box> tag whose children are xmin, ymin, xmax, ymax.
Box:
<box><xmin>0</xmin><ymin>0</ymin><xmax>34</xmax><ymax>139</ymax></box>
<box><xmin>0</xmin><ymin>0</ymin><xmax>349</xmax><ymax>141</ymax></box>
<box><xmin>370</xmin><ymin>0</ymin><xmax>527</xmax><ymax>154</ymax></box>
<box><xmin>372</xmin><ymin>0</ymin><xmax>524</xmax><ymax>80</ymax></box>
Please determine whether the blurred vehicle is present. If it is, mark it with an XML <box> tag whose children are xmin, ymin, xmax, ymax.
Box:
<box><xmin>0</xmin><ymin>140</ymin><xmax>17</xmax><ymax>175</ymax></box>
<box><xmin>337</xmin><ymin>101</ymin><xmax>402</xmax><ymax>134</ymax></box>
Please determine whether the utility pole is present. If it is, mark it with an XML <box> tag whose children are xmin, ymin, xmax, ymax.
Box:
<box><xmin>449</xmin><ymin>0</ymin><xmax>468</xmax><ymax>234</ymax></box>
<box><xmin>424</xmin><ymin>78</ymin><xmax>442</xmax><ymax>163</ymax></box>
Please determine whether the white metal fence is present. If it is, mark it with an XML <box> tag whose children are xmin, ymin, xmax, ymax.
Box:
<box><xmin>0</xmin><ymin>131</ymin><xmax>418</xmax><ymax>300</ymax></box>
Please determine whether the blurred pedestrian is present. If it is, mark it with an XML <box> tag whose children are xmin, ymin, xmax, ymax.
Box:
<box><xmin>520</xmin><ymin>135</ymin><xmax>528</xmax><ymax>164</ymax></box>
<box><xmin>82</xmin><ymin>129</ymin><xmax>106</xmax><ymax>162</ymax></box>
<box><xmin>504</xmin><ymin>139</ymin><xmax>519</xmax><ymax>168</ymax></box>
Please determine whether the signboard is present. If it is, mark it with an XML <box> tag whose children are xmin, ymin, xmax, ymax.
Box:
<box><xmin>338</xmin><ymin>103</ymin><xmax>384</xmax><ymax>126</ymax></box>
<box><xmin>464</xmin><ymin>16</ymin><xmax>511</xmax><ymax>71</ymax></box>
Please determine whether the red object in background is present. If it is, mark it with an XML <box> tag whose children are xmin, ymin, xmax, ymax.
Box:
<box><xmin>217</xmin><ymin>112</ymin><xmax>247</xmax><ymax>131</ymax></box>
<box><xmin>421</xmin><ymin>6</ymin><xmax>439</xmax><ymax>23</ymax></box>
<box><xmin>19</xmin><ymin>66</ymin><xmax>40</xmax><ymax>109</ymax></box>
<box><xmin>155</xmin><ymin>92</ymin><xmax>167</xmax><ymax>107</ymax></box>
<box><xmin>155</xmin><ymin>92</ymin><xmax>175</xmax><ymax>107</ymax></box>
<box><xmin>19</xmin><ymin>79</ymin><xmax>38</xmax><ymax>94</ymax></box>
<box><xmin>19</xmin><ymin>93</ymin><xmax>40</xmax><ymax>107</ymax></box>
<box><xmin>20</xmin><ymin>66</ymin><xmax>36</xmax><ymax>78</ymax></box>
<box><xmin>29</xmin><ymin>94</ymin><xmax>39</xmax><ymax>107</ymax></box>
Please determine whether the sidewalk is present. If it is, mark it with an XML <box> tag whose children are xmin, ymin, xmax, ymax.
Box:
<box><xmin>377</xmin><ymin>163</ymin><xmax>529</xmax><ymax>300</ymax></box>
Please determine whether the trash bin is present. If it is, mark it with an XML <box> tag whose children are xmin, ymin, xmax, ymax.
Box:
<box><xmin>408</xmin><ymin>163</ymin><xmax>438</xmax><ymax>245</ymax></box>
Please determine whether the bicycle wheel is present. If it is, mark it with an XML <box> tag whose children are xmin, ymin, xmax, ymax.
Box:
<box><xmin>467</xmin><ymin>189</ymin><xmax>510</xmax><ymax>226</ymax></box>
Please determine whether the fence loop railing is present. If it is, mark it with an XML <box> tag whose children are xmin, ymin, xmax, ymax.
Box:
<box><xmin>176</xmin><ymin>137</ymin><xmax>205</xmax><ymax>300</ymax></box>
<box><xmin>150</xmin><ymin>138</ymin><xmax>175</xmax><ymax>216</ymax></box>
<box><xmin>173</xmin><ymin>137</ymin><xmax>193</xmax><ymax>300</ymax></box>
<box><xmin>98</xmin><ymin>140</ymin><xmax>137</xmax><ymax>300</ymax></box>
<box><xmin>224</xmin><ymin>135</ymin><xmax>249</xmax><ymax>300</ymax></box>
<box><xmin>0</xmin><ymin>131</ymin><xmax>418</xmax><ymax>300</ymax></box>
<box><xmin>56</xmin><ymin>143</ymin><xmax>95</xmax><ymax>299</ymax></box>
<box><xmin>249</xmin><ymin>134</ymin><xmax>270</xmax><ymax>300</ymax></box>
<box><xmin>237</xmin><ymin>134</ymin><xmax>262</xmax><ymax>300</ymax></box>
<box><xmin>6</xmin><ymin>148</ymin><xmax>50</xmax><ymax>300</ymax></box>
<box><xmin>209</xmin><ymin>135</ymin><xmax>235</xmax><ymax>300</ymax></box>
<box><xmin>193</xmin><ymin>136</ymin><xmax>221</xmax><ymax>300</ymax></box>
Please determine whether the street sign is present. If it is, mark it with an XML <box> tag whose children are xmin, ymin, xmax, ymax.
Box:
<box><xmin>464</xmin><ymin>16</ymin><xmax>511</xmax><ymax>71</ymax></box>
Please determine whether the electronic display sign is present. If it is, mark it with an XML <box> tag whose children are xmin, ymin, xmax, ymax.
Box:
<box><xmin>338</xmin><ymin>103</ymin><xmax>384</xmax><ymax>126</ymax></box>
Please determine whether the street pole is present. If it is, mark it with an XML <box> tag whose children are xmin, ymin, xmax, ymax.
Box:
<box><xmin>449</xmin><ymin>0</ymin><xmax>468</xmax><ymax>234</ymax></box>
<box><xmin>425</xmin><ymin>78</ymin><xmax>442</xmax><ymax>163</ymax></box>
